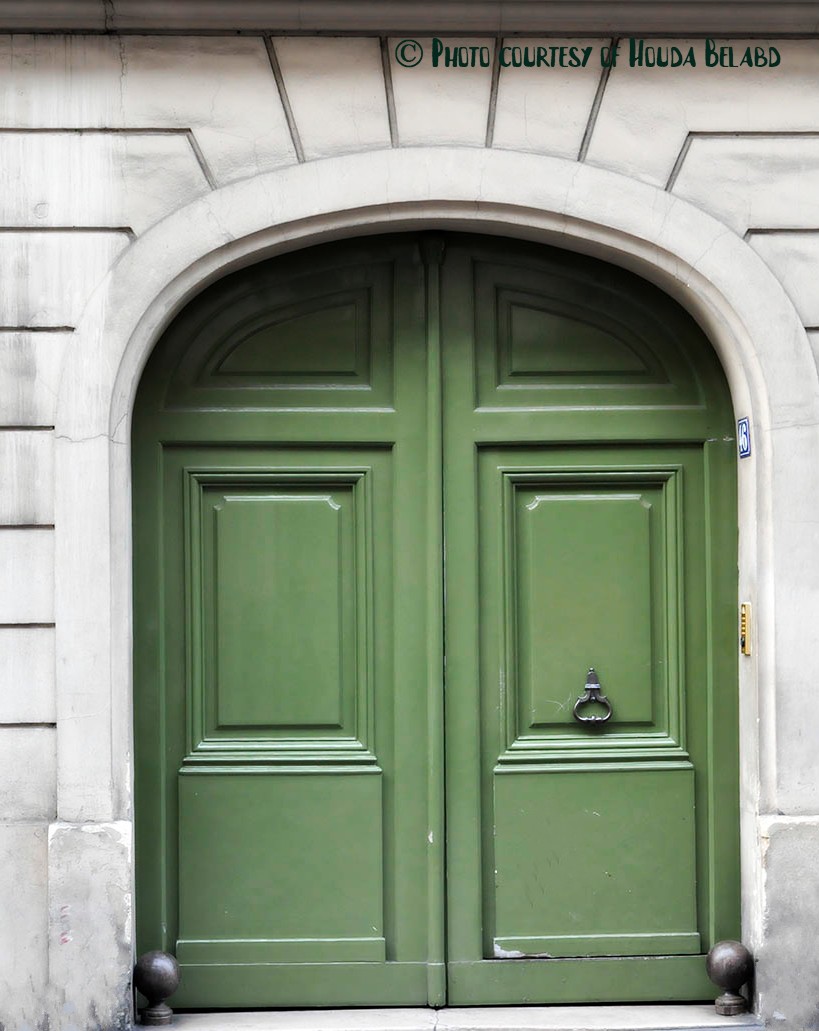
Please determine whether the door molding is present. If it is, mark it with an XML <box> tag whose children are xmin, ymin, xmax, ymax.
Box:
<box><xmin>53</xmin><ymin>146</ymin><xmax>818</xmax><ymax>1022</ymax></box>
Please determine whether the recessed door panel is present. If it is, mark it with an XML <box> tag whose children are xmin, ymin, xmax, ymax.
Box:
<box><xmin>493</xmin><ymin>765</ymin><xmax>699</xmax><ymax>957</ymax></box>
<box><xmin>191</xmin><ymin>466</ymin><xmax>374</xmax><ymax>747</ymax></box>
<box><xmin>163</xmin><ymin>257</ymin><xmax>395</xmax><ymax>408</ymax></box>
<box><xmin>177</xmin><ymin>771</ymin><xmax>385</xmax><ymax>961</ymax></box>
<box><xmin>507</xmin><ymin>473</ymin><xmax>670</xmax><ymax>737</ymax></box>
<box><xmin>472</xmin><ymin>255</ymin><xmax>704</xmax><ymax>409</ymax></box>
<box><xmin>516</xmin><ymin>489</ymin><xmax>654</xmax><ymax>727</ymax></box>
<box><xmin>210</xmin><ymin>487</ymin><xmax>354</xmax><ymax>731</ymax></box>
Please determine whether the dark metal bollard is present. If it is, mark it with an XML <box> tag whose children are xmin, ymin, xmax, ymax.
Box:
<box><xmin>133</xmin><ymin>950</ymin><xmax>180</xmax><ymax>1026</ymax></box>
<box><xmin>706</xmin><ymin>940</ymin><xmax>754</xmax><ymax>1015</ymax></box>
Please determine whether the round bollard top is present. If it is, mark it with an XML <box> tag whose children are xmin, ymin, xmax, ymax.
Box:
<box><xmin>706</xmin><ymin>940</ymin><xmax>753</xmax><ymax>992</ymax></box>
<box><xmin>133</xmin><ymin>950</ymin><xmax>180</xmax><ymax>1004</ymax></box>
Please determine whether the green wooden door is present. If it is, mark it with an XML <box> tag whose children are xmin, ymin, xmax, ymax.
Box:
<box><xmin>133</xmin><ymin>237</ymin><xmax>444</xmax><ymax>1008</ymax></box>
<box><xmin>134</xmin><ymin>233</ymin><xmax>739</xmax><ymax>1010</ymax></box>
<box><xmin>440</xmin><ymin>237</ymin><xmax>739</xmax><ymax>1003</ymax></box>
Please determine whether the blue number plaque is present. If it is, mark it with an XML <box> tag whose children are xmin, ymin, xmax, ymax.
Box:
<box><xmin>737</xmin><ymin>417</ymin><xmax>751</xmax><ymax>459</ymax></box>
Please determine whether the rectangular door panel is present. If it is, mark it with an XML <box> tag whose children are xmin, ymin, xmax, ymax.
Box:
<box><xmin>177</xmin><ymin>772</ymin><xmax>385</xmax><ymax>962</ymax></box>
<box><xmin>493</xmin><ymin>766</ymin><xmax>699</xmax><ymax>958</ymax></box>
<box><xmin>447</xmin><ymin>956</ymin><xmax>715</xmax><ymax>1005</ymax></box>
<box><xmin>190</xmin><ymin>465</ymin><xmax>375</xmax><ymax>752</ymax></box>
<box><xmin>515</xmin><ymin>487</ymin><xmax>655</xmax><ymax>728</ymax></box>
<box><xmin>211</xmin><ymin>488</ymin><xmax>354</xmax><ymax>731</ymax></box>
<box><xmin>495</xmin><ymin>465</ymin><xmax>679</xmax><ymax>753</ymax></box>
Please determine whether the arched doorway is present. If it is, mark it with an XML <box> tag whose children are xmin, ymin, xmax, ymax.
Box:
<box><xmin>133</xmin><ymin>231</ymin><xmax>739</xmax><ymax>1008</ymax></box>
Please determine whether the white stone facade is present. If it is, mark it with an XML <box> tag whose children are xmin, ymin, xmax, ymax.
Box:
<box><xmin>2</xmin><ymin>6</ymin><xmax>819</xmax><ymax>1029</ymax></box>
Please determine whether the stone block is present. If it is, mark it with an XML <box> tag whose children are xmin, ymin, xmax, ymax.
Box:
<box><xmin>0</xmin><ymin>231</ymin><xmax>130</xmax><ymax>328</ymax></box>
<box><xmin>673</xmin><ymin>136</ymin><xmax>819</xmax><ymax>235</ymax></box>
<box><xmin>0</xmin><ymin>35</ymin><xmax>296</xmax><ymax>186</ymax></box>
<box><xmin>492</xmin><ymin>38</ymin><xmax>601</xmax><ymax>158</ymax></box>
<box><xmin>747</xmin><ymin>231</ymin><xmax>819</xmax><ymax>326</ymax></box>
<box><xmin>0</xmin><ymin>822</ymin><xmax>49</xmax><ymax>1030</ymax></box>
<box><xmin>757</xmin><ymin>818</ymin><xmax>819</xmax><ymax>1030</ymax></box>
<box><xmin>389</xmin><ymin>37</ymin><xmax>493</xmax><ymax>146</ymax></box>
<box><xmin>47</xmin><ymin>821</ymin><xmax>133</xmax><ymax>1031</ymax></box>
<box><xmin>0</xmin><ymin>430</ymin><xmax>54</xmax><ymax>524</ymax></box>
<box><xmin>275</xmin><ymin>37</ymin><xmax>390</xmax><ymax>159</ymax></box>
<box><xmin>55</xmin><ymin>435</ymin><xmax>115</xmax><ymax>823</ymax></box>
<box><xmin>0</xmin><ymin>132</ymin><xmax>210</xmax><ymax>234</ymax></box>
<box><xmin>0</xmin><ymin>331</ymin><xmax>69</xmax><ymax>425</ymax></box>
<box><xmin>0</xmin><ymin>625</ymin><xmax>55</xmax><ymax>722</ymax></box>
<box><xmin>0</xmin><ymin>527</ymin><xmax>54</xmax><ymax>622</ymax></box>
<box><xmin>0</xmin><ymin>726</ymin><xmax>56</xmax><ymax>819</ymax></box>
<box><xmin>587</xmin><ymin>39</ymin><xmax>819</xmax><ymax>186</ymax></box>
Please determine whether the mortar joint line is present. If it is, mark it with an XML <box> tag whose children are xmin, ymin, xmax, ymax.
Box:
<box><xmin>744</xmin><ymin>226</ymin><xmax>819</xmax><ymax>241</ymax></box>
<box><xmin>0</xmin><ymin>721</ymin><xmax>56</xmax><ymax>729</ymax></box>
<box><xmin>380</xmin><ymin>36</ymin><xmax>399</xmax><ymax>148</ymax></box>
<box><xmin>183</xmin><ymin>129</ymin><xmax>217</xmax><ymax>189</ymax></box>
<box><xmin>0</xmin><ymin>225</ymin><xmax>135</xmax><ymax>240</ymax></box>
<box><xmin>578</xmin><ymin>35</ymin><xmax>617</xmax><ymax>163</ymax></box>
<box><xmin>0</xmin><ymin>326</ymin><xmax>74</xmax><ymax>333</ymax></box>
<box><xmin>484</xmin><ymin>36</ymin><xmax>503</xmax><ymax>149</ymax></box>
<box><xmin>0</xmin><ymin>622</ymin><xmax>55</xmax><ymax>629</ymax></box>
<box><xmin>101</xmin><ymin>0</ymin><xmax>114</xmax><ymax>33</ymax></box>
<box><xmin>264</xmin><ymin>35</ymin><xmax>305</xmax><ymax>164</ymax></box>
<box><xmin>665</xmin><ymin>134</ymin><xmax>694</xmax><ymax>191</ymax></box>
<box><xmin>0</xmin><ymin>523</ymin><xmax>55</xmax><ymax>530</ymax></box>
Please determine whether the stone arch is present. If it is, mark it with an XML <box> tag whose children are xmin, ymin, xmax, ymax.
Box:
<box><xmin>53</xmin><ymin>146</ymin><xmax>819</xmax><ymax>1019</ymax></box>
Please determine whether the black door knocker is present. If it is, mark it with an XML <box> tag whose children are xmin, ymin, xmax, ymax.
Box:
<box><xmin>573</xmin><ymin>667</ymin><xmax>613</xmax><ymax>724</ymax></box>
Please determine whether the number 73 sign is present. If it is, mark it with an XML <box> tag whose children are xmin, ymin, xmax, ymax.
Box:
<box><xmin>737</xmin><ymin>417</ymin><xmax>751</xmax><ymax>459</ymax></box>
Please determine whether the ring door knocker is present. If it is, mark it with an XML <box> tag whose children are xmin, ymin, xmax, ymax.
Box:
<box><xmin>573</xmin><ymin>667</ymin><xmax>613</xmax><ymax>724</ymax></box>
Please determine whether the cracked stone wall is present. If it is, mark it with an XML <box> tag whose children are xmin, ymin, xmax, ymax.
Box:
<box><xmin>1</xmin><ymin>31</ymin><xmax>819</xmax><ymax>1031</ymax></box>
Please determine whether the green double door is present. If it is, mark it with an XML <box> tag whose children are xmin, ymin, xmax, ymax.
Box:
<box><xmin>134</xmin><ymin>233</ymin><xmax>739</xmax><ymax>1009</ymax></box>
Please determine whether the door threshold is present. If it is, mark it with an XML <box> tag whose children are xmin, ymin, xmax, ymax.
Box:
<box><xmin>172</xmin><ymin>1005</ymin><xmax>762</xmax><ymax>1031</ymax></box>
